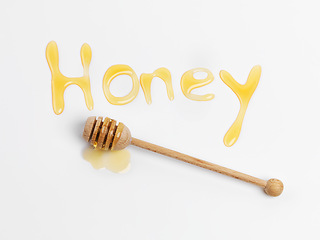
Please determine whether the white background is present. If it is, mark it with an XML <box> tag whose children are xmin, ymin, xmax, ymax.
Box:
<box><xmin>1</xmin><ymin>0</ymin><xmax>320</xmax><ymax>239</ymax></box>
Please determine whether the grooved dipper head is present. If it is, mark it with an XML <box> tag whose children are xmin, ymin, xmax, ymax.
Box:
<box><xmin>83</xmin><ymin>116</ymin><xmax>132</xmax><ymax>151</ymax></box>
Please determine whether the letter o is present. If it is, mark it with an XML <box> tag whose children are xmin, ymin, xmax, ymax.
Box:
<box><xmin>103</xmin><ymin>64</ymin><xmax>139</xmax><ymax>105</ymax></box>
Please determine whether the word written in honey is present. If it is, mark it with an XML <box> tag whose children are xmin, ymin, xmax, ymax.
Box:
<box><xmin>46</xmin><ymin>41</ymin><xmax>261</xmax><ymax>147</ymax></box>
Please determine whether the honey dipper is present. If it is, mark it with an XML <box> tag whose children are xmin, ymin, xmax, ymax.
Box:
<box><xmin>83</xmin><ymin>116</ymin><xmax>284</xmax><ymax>197</ymax></box>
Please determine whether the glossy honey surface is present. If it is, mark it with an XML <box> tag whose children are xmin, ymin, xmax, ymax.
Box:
<box><xmin>140</xmin><ymin>67</ymin><xmax>174</xmax><ymax>104</ymax></box>
<box><xmin>220</xmin><ymin>65</ymin><xmax>261</xmax><ymax>147</ymax></box>
<box><xmin>46</xmin><ymin>41</ymin><xmax>94</xmax><ymax>115</ymax></box>
<box><xmin>180</xmin><ymin>68</ymin><xmax>215</xmax><ymax>101</ymax></box>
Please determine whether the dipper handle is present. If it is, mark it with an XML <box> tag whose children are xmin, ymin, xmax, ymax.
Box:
<box><xmin>130</xmin><ymin>137</ymin><xmax>283</xmax><ymax>197</ymax></box>
<box><xmin>83</xmin><ymin>116</ymin><xmax>284</xmax><ymax>197</ymax></box>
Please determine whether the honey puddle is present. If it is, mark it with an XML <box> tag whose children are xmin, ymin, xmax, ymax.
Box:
<box><xmin>46</xmin><ymin>41</ymin><xmax>94</xmax><ymax>115</ymax></box>
<box><xmin>83</xmin><ymin>148</ymin><xmax>130</xmax><ymax>173</ymax></box>
<box><xmin>219</xmin><ymin>65</ymin><xmax>261</xmax><ymax>147</ymax></box>
<box><xmin>180</xmin><ymin>68</ymin><xmax>215</xmax><ymax>101</ymax></box>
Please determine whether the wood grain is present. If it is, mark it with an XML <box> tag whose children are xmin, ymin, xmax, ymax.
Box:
<box><xmin>131</xmin><ymin>137</ymin><xmax>267</xmax><ymax>187</ymax></box>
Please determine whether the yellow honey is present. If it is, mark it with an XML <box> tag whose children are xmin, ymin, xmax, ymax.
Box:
<box><xmin>83</xmin><ymin>148</ymin><xmax>130</xmax><ymax>173</ymax></box>
<box><xmin>102</xmin><ymin>64</ymin><xmax>139</xmax><ymax>105</ymax></box>
<box><xmin>140</xmin><ymin>67</ymin><xmax>174</xmax><ymax>104</ymax></box>
<box><xmin>180</xmin><ymin>68</ymin><xmax>215</xmax><ymax>101</ymax></box>
<box><xmin>220</xmin><ymin>65</ymin><xmax>261</xmax><ymax>147</ymax></box>
<box><xmin>46</xmin><ymin>41</ymin><xmax>94</xmax><ymax>115</ymax></box>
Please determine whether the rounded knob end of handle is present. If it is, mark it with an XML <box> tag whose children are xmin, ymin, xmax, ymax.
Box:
<box><xmin>264</xmin><ymin>178</ymin><xmax>284</xmax><ymax>197</ymax></box>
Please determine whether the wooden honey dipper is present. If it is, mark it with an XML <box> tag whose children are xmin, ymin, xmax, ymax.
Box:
<box><xmin>83</xmin><ymin>116</ymin><xmax>284</xmax><ymax>197</ymax></box>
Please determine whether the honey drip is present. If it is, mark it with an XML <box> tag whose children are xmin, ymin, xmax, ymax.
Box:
<box><xmin>83</xmin><ymin>148</ymin><xmax>130</xmax><ymax>173</ymax></box>
<box><xmin>103</xmin><ymin>64</ymin><xmax>139</xmax><ymax>105</ymax></box>
<box><xmin>46</xmin><ymin>41</ymin><xmax>94</xmax><ymax>115</ymax></box>
<box><xmin>219</xmin><ymin>65</ymin><xmax>261</xmax><ymax>147</ymax></box>
<box><xmin>140</xmin><ymin>68</ymin><xmax>174</xmax><ymax>104</ymax></box>
<box><xmin>180</xmin><ymin>68</ymin><xmax>215</xmax><ymax>101</ymax></box>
